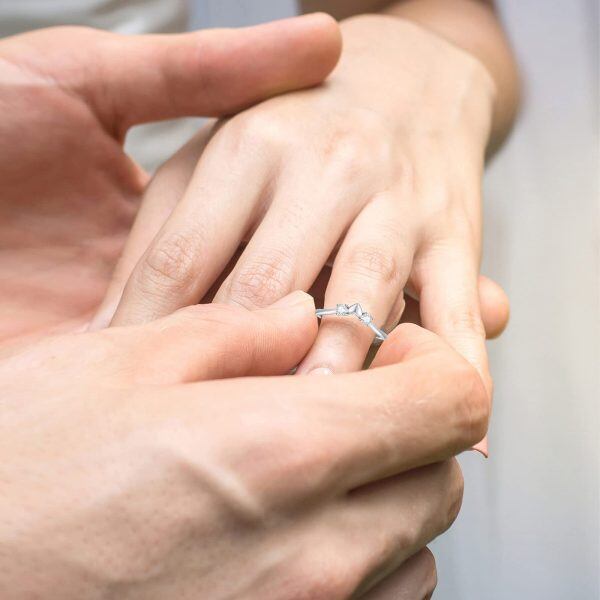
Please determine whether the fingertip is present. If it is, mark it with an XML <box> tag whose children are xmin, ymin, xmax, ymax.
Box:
<box><xmin>296</xmin><ymin>12</ymin><xmax>343</xmax><ymax>75</ymax></box>
<box><xmin>296</xmin><ymin>12</ymin><xmax>341</xmax><ymax>39</ymax></box>
<box><xmin>252</xmin><ymin>12</ymin><xmax>341</xmax><ymax>89</ymax></box>
<box><xmin>478</xmin><ymin>276</ymin><xmax>510</xmax><ymax>339</ymax></box>
<box><xmin>260</xmin><ymin>290</ymin><xmax>318</xmax><ymax>353</ymax></box>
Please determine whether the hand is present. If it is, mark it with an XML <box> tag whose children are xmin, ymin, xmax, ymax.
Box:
<box><xmin>0</xmin><ymin>291</ymin><xmax>488</xmax><ymax>599</ymax></box>
<box><xmin>98</xmin><ymin>16</ymin><xmax>498</xmax><ymax>428</ymax></box>
<box><xmin>0</xmin><ymin>15</ymin><xmax>341</xmax><ymax>342</ymax></box>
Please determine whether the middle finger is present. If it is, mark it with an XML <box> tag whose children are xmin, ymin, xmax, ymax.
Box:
<box><xmin>111</xmin><ymin>121</ymin><xmax>277</xmax><ymax>326</ymax></box>
<box><xmin>214</xmin><ymin>158</ymin><xmax>367</xmax><ymax>308</ymax></box>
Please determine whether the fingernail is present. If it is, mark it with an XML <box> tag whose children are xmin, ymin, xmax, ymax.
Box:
<box><xmin>269</xmin><ymin>290</ymin><xmax>315</xmax><ymax>310</ymax></box>
<box><xmin>470</xmin><ymin>438</ymin><xmax>489</xmax><ymax>458</ymax></box>
<box><xmin>307</xmin><ymin>367</ymin><xmax>333</xmax><ymax>376</ymax></box>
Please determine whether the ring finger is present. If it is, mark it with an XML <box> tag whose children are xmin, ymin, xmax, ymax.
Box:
<box><xmin>297</xmin><ymin>194</ymin><xmax>416</xmax><ymax>374</ymax></box>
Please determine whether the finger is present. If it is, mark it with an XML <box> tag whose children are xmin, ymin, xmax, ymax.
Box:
<box><xmin>23</xmin><ymin>14</ymin><xmax>341</xmax><ymax>134</ymax></box>
<box><xmin>477</xmin><ymin>275</ymin><xmax>510</xmax><ymax>338</ymax></box>
<box><xmin>288</xmin><ymin>463</ymin><xmax>454</xmax><ymax>600</ymax></box>
<box><xmin>90</xmin><ymin>127</ymin><xmax>216</xmax><ymax>329</ymax></box>
<box><xmin>110</xmin><ymin>123</ymin><xmax>278</xmax><ymax>326</ymax></box>
<box><xmin>180</xmin><ymin>323</ymin><xmax>488</xmax><ymax>500</ymax></box>
<box><xmin>296</xmin><ymin>196</ymin><xmax>415</xmax><ymax>374</ymax></box>
<box><xmin>414</xmin><ymin>239</ymin><xmax>488</xmax><ymax>387</ymax></box>
<box><xmin>401</xmin><ymin>275</ymin><xmax>510</xmax><ymax>339</ymax></box>
<box><xmin>348</xmin><ymin>462</ymin><xmax>457</xmax><ymax>598</ymax></box>
<box><xmin>109</xmin><ymin>290</ymin><xmax>317</xmax><ymax>384</ymax></box>
<box><xmin>414</xmin><ymin>238</ymin><xmax>491</xmax><ymax>455</ymax></box>
<box><xmin>360</xmin><ymin>548</ymin><xmax>437</xmax><ymax>600</ymax></box>
<box><xmin>213</xmin><ymin>160</ymin><xmax>367</xmax><ymax>309</ymax></box>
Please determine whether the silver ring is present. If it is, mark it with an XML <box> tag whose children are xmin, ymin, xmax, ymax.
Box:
<box><xmin>315</xmin><ymin>303</ymin><xmax>388</xmax><ymax>342</ymax></box>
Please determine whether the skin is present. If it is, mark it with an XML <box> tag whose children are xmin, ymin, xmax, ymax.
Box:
<box><xmin>0</xmin><ymin>291</ymin><xmax>490</xmax><ymax>599</ymax></box>
<box><xmin>96</xmin><ymin>2</ymin><xmax>519</xmax><ymax>458</ymax></box>
<box><xmin>0</xmin><ymin>9</ymin><xmax>511</xmax><ymax>597</ymax></box>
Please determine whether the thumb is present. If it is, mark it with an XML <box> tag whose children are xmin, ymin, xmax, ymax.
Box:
<box><xmin>15</xmin><ymin>14</ymin><xmax>341</xmax><ymax>134</ymax></box>
<box><xmin>121</xmin><ymin>291</ymin><xmax>317</xmax><ymax>384</ymax></box>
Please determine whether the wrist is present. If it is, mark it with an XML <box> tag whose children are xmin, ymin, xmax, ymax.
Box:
<box><xmin>336</xmin><ymin>14</ymin><xmax>496</xmax><ymax>152</ymax></box>
<box><xmin>378</xmin><ymin>1</ymin><xmax>521</xmax><ymax>152</ymax></box>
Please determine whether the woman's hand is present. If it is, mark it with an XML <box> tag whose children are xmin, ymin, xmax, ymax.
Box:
<box><xmin>101</xmin><ymin>16</ymin><xmax>499</xmax><ymax>412</ymax></box>
<box><xmin>0</xmin><ymin>292</ymin><xmax>488</xmax><ymax>599</ymax></box>
<box><xmin>0</xmin><ymin>15</ymin><xmax>340</xmax><ymax>343</ymax></box>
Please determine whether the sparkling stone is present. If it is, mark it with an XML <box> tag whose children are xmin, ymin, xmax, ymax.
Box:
<box><xmin>348</xmin><ymin>303</ymin><xmax>360</xmax><ymax>315</ymax></box>
<box><xmin>359</xmin><ymin>312</ymin><xmax>372</xmax><ymax>324</ymax></box>
<box><xmin>336</xmin><ymin>303</ymin><xmax>350</xmax><ymax>316</ymax></box>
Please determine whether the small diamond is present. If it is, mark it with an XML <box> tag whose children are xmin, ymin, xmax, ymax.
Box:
<box><xmin>359</xmin><ymin>312</ymin><xmax>372</xmax><ymax>324</ymax></box>
<box><xmin>336</xmin><ymin>303</ymin><xmax>350</xmax><ymax>316</ymax></box>
<box><xmin>347</xmin><ymin>303</ymin><xmax>360</xmax><ymax>315</ymax></box>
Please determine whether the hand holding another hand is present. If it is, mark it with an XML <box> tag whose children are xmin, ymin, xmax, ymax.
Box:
<box><xmin>0</xmin><ymin>292</ymin><xmax>488</xmax><ymax>599</ymax></box>
<box><xmin>101</xmin><ymin>16</ymin><xmax>497</xmax><ymax>374</ymax></box>
<box><xmin>0</xmin><ymin>13</ymin><xmax>513</xmax><ymax>598</ymax></box>
<box><xmin>98</xmin><ymin>17</ymin><xmax>504</xmax><ymax>459</ymax></box>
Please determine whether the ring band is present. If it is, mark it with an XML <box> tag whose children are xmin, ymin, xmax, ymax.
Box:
<box><xmin>315</xmin><ymin>303</ymin><xmax>388</xmax><ymax>342</ymax></box>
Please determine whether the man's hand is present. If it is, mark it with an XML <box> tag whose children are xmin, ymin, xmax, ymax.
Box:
<box><xmin>0</xmin><ymin>291</ymin><xmax>488</xmax><ymax>599</ymax></box>
<box><xmin>0</xmin><ymin>15</ymin><xmax>341</xmax><ymax>342</ymax></box>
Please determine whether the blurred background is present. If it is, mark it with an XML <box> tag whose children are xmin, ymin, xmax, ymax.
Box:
<box><xmin>0</xmin><ymin>0</ymin><xmax>597</xmax><ymax>597</ymax></box>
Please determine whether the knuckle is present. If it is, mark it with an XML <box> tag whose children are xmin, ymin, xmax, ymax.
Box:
<box><xmin>228</xmin><ymin>110</ymin><xmax>289</xmax><ymax>151</ymax></box>
<box><xmin>319</xmin><ymin>111</ymin><xmax>396</xmax><ymax>182</ymax></box>
<box><xmin>225</xmin><ymin>249</ymin><xmax>294</xmax><ymax>308</ymax></box>
<box><xmin>323</xmin><ymin>130</ymin><xmax>372</xmax><ymax>177</ymax></box>
<box><xmin>342</xmin><ymin>244</ymin><xmax>400</xmax><ymax>285</ymax></box>
<box><xmin>139</xmin><ymin>231</ymin><xmax>200</xmax><ymax>293</ymax></box>
<box><xmin>447</xmin><ymin>305</ymin><xmax>486</xmax><ymax>339</ymax></box>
